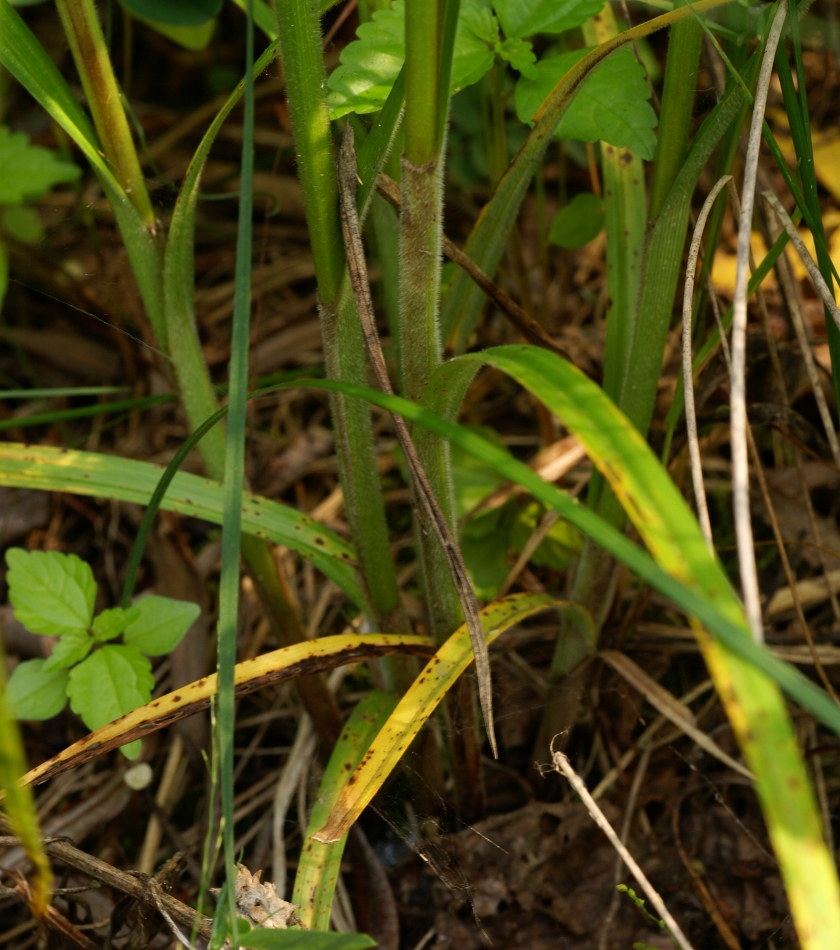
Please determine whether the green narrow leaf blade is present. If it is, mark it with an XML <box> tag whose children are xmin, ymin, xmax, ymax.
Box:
<box><xmin>315</xmin><ymin>593</ymin><xmax>559</xmax><ymax>842</ymax></box>
<box><xmin>0</xmin><ymin>640</ymin><xmax>54</xmax><ymax>917</ymax></box>
<box><xmin>0</xmin><ymin>443</ymin><xmax>367</xmax><ymax>611</ymax></box>
<box><xmin>292</xmin><ymin>690</ymin><xmax>398</xmax><ymax>929</ymax></box>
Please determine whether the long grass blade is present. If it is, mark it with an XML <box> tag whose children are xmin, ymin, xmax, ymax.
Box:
<box><xmin>0</xmin><ymin>442</ymin><xmax>365</xmax><ymax>608</ymax></box>
<box><xmin>216</xmin><ymin>0</ymin><xmax>256</xmax><ymax>938</ymax></box>
<box><xmin>277</xmin><ymin>374</ymin><xmax>840</xmax><ymax>738</ymax></box>
<box><xmin>292</xmin><ymin>690</ymin><xmax>398</xmax><ymax>929</ymax></box>
<box><xmin>0</xmin><ymin>639</ymin><xmax>53</xmax><ymax>919</ymax></box>
<box><xmin>14</xmin><ymin>634</ymin><xmax>434</xmax><ymax>791</ymax></box>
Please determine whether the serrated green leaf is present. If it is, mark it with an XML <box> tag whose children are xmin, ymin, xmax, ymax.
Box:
<box><xmin>0</xmin><ymin>126</ymin><xmax>80</xmax><ymax>204</ymax></box>
<box><xmin>515</xmin><ymin>47</ymin><xmax>657</xmax><ymax>160</ymax></box>
<box><xmin>460</xmin><ymin>0</ymin><xmax>498</xmax><ymax>44</ymax></box>
<box><xmin>549</xmin><ymin>191</ymin><xmax>605</xmax><ymax>248</ymax></box>
<box><xmin>92</xmin><ymin>606</ymin><xmax>136</xmax><ymax>642</ymax></box>
<box><xmin>6</xmin><ymin>549</ymin><xmax>96</xmax><ymax>636</ymax></box>
<box><xmin>494</xmin><ymin>0</ymin><xmax>604</xmax><ymax>38</ymax></box>
<box><xmin>123</xmin><ymin>595</ymin><xmax>199</xmax><ymax>656</ymax></box>
<box><xmin>68</xmin><ymin>645</ymin><xmax>153</xmax><ymax>735</ymax></box>
<box><xmin>6</xmin><ymin>659</ymin><xmax>69</xmax><ymax>720</ymax></box>
<box><xmin>1</xmin><ymin>205</ymin><xmax>43</xmax><ymax>243</ymax></box>
<box><xmin>43</xmin><ymin>630</ymin><xmax>93</xmax><ymax>672</ymax></box>
<box><xmin>498</xmin><ymin>37</ymin><xmax>538</xmax><ymax>78</ymax></box>
<box><xmin>327</xmin><ymin>0</ymin><xmax>493</xmax><ymax>119</ymax></box>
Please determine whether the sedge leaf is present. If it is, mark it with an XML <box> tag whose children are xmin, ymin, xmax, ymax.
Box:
<box><xmin>515</xmin><ymin>47</ymin><xmax>657</xmax><ymax>160</ymax></box>
<box><xmin>123</xmin><ymin>595</ymin><xmax>199</xmax><ymax>656</ymax></box>
<box><xmin>6</xmin><ymin>548</ymin><xmax>95</xmax><ymax>636</ymax></box>
<box><xmin>6</xmin><ymin>659</ymin><xmax>69</xmax><ymax>720</ymax></box>
<box><xmin>0</xmin><ymin>126</ymin><xmax>80</xmax><ymax>203</ymax></box>
<box><xmin>43</xmin><ymin>630</ymin><xmax>94</xmax><ymax>672</ymax></box>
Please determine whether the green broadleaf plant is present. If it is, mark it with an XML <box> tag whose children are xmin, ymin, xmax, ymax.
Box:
<box><xmin>5</xmin><ymin>549</ymin><xmax>199</xmax><ymax>759</ymax></box>
<box><xmin>0</xmin><ymin>124</ymin><xmax>80</xmax><ymax>309</ymax></box>
<box><xmin>327</xmin><ymin>0</ymin><xmax>656</xmax><ymax>162</ymax></box>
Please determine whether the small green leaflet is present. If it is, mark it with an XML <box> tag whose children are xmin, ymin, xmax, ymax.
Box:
<box><xmin>494</xmin><ymin>0</ymin><xmax>604</xmax><ymax>39</ymax></box>
<box><xmin>123</xmin><ymin>595</ymin><xmax>200</xmax><ymax>655</ymax></box>
<box><xmin>0</xmin><ymin>125</ymin><xmax>80</xmax><ymax>204</ymax></box>
<box><xmin>92</xmin><ymin>606</ymin><xmax>139</xmax><ymax>642</ymax></box>
<box><xmin>42</xmin><ymin>630</ymin><xmax>93</xmax><ymax>672</ymax></box>
<box><xmin>5</xmin><ymin>549</ymin><xmax>95</xmax><ymax>636</ymax></box>
<box><xmin>327</xmin><ymin>0</ymin><xmax>513</xmax><ymax>119</ymax></box>
<box><xmin>68</xmin><ymin>645</ymin><xmax>153</xmax><ymax>759</ymax></box>
<box><xmin>515</xmin><ymin>47</ymin><xmax>657</xmax><ymax>160</ymax></box>
<box><xmin>6</xmin><ymin>661</ymin><xmax>69</xmax><ymax>721</ymax></box>
<box><xmin>549</xmin><ymin>192</ymin><xmax>605</xmax><ymax>248</ymax></box>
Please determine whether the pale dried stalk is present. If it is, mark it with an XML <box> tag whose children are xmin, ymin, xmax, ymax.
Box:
<box><xmin>766</xmin><ymin>213</ymin><xmax>840</xmax><ymax>465</ymax></box>
<box><xmin>552</xmin><ymin>748</ymin><xmax>695</xmax><ymax>950</ymax></box>
<box><xmin>272</xmin><ymin>717</ymin><xmax>317</xmax><ymax>896</ymax></box>
<box><xmin>682</xmin><ymin>175</ymin><xmax>731</xmax><ymax>550</ymax></box>
<box><xmin>761</xmin><ymin>191</ymin><xmax>840</xmax><ymax>331</ymax></box>
<box><xmin>272</xmin><ymin>668</ymin><xmax>346</xmax><ymax>894</ymax></box>
<box><xmin>730</xmin><ymin>0</ymin><xmax>788</xmax><ymax>643</ymax></box>
<box><xmin>597</xmin><ymin>745</ymin><xmax>653</xmax><ymax>950</ymax></box>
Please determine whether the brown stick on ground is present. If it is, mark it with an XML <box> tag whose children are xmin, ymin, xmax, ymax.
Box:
<box><xmin>0</xmin><ymin>818</ymin><xmax>214</xmax><ymax>941</ymax></box>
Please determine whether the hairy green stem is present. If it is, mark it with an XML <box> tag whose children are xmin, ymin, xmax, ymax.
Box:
<box><xmin>274</xmin><ymin>0</ymin><xmax>410</xmax><ymax>662</ymax></box>
<box><xmin>399</xmin><ymin>0</ymin><xmax>461</xmax><ymax>643</ymax></box>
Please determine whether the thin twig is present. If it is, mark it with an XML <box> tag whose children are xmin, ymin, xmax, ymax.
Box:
<box><xmin>682</xmin><ymin>175</ymin><xmax>731</xmax><ymax>550</ymax></box>
<box><xmin>672</xmin><ymin>799</ymin><xmax>741</xmax><ymax>950</ymax></box>
<box><xmin>337</xmin><ymin>127</ymin><xmax>498</xmax><ymax>756</ymax></box>
<box><xmin>0</xmin><ymin>815</ymin><xmax>213</xmax><ymax>940</ymax></box>
<box><xmin>375</xmin><ymin>173</ymin><xmax>568</xmax><ymax>359</ymax></box>
<box><xmin>765</xmin><ymin>203</ymin><xmax>840</xmax><ymax>465</ymax></box>
<box><xmin>726</xmin><ymin>179</ymin><xmax>840</xmax><ymax>699</ymax></box>
<box><xmin>730</xmin><ymin>0</ymin><xmax>789</xmax><ymax>642</ymax></box>
<box><xmin>551</xmin><ymin>747</ymin><xmax>695</xmax><ymax>950</ymax></box>
<box><xmin>597</xmin><ymin>745</ymin><xmax>652</xmax><ymax>950</ymax></box>
<box><xmin>761</xmin><ymin>191</ymin><xmax>840</xmax><ymax>331</ymax></box>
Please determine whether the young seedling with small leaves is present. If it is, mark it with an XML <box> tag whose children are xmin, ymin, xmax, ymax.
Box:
<box><xmin>5</xmin><ymin>548</ymin><xmax>199</xmax><ymax>759</ymax></box>
<box><xmin>0</xmin><ymin>125</ymin><xmax>80</xmax><ymax>311</ymax></box>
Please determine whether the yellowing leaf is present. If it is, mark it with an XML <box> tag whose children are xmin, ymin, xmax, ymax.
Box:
<box><xmin>314</xmin><ymin>593</ymin><xmax>560</xmax><ymax>843</ymax></box>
